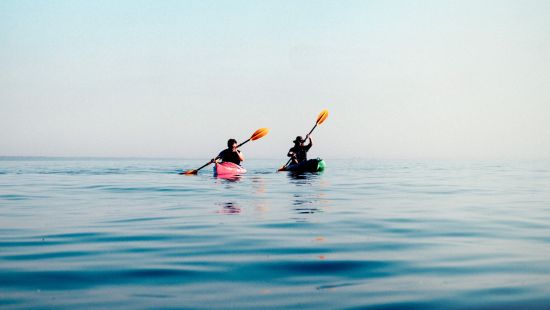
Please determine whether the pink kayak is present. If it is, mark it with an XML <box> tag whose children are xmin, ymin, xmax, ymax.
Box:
<box><xmin>214</xmin><ymin>162</ymin><xmax>247</xmax><ymax>176</ymax></box>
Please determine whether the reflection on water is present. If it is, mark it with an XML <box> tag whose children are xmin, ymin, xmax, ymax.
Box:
<box><xmin>216</xmin><ymin>202</ymin><xmax>241</xmax><ymax>214</ymax></box>
<box><xmin>215</xmin><ymin>174</ymin><xmax>242</xmax><ymax>182</ymax></box>
<box><xmin>292</xmin><ymin>193</ymin><xmax>322</xmax><ymax>215</ymax></box>
<box><xmin>250</xmin><ymin>176</ymin><xmax>266</xmax><ymax>194</ymax></box>
<box><xmin>286</xmin><ymin>171</ymin><xmax>324</xmax><ymax>182</ymax></box>
<box><xmin>285</xmin><ymin>171</ymin><xmax>327</xmax><ymax>219</ymax></box>
<box><xmin>213</xmin><ymin>175</ymin><xmax>268</xmax><ymax>216</ymax></box>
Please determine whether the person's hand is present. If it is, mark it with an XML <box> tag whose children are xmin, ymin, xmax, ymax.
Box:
<box><xmin>210</xmin><ymin>158</ymin><xmax>215</xmax><ymax>163</ymax></box>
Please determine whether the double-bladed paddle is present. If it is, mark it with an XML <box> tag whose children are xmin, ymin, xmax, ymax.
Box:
<box><xmin>181</xmin><ymin>127</ymin><xmax>269</xmax><ymax>175</ymax></box>
<box><xmin>278</xmin><ymin>109</ymin><xmax>329</xmax><ymax>171</ymax></box>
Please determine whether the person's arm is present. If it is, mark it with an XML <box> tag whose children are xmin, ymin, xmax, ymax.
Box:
<box><xmin>305</xmin><ymin>136</ymin><xmax>313</xmax><ymax>150</ymax></box>
<box><xmin>237</xmin><ymin>150</ymin><xmax>245</xmax><ymax>161</ymax></box>
<box><xmin>287</xmin><ymin>148</ymin><xmax>296</xmax><ymax>158</ymax></box>
<box><xmin>287</xmin><ymin>148</ymin><xmax>298</xmax><ymax>163</ymax></box>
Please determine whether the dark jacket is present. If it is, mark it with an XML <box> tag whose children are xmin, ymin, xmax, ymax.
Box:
<box><xmin>287</xmin><ymin>144</ymin><xmax>312</xmax><ymax>163</ymax></box>
<box><xmin>218</xmin><ymin>149</ymin><xmax>242</xmax><ymax>165</ymax></box>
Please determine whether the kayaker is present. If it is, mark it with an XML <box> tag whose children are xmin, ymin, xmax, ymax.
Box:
<box><xmin>287</xmin><ymin>135</ymin><xmax>312</xmax><ymax>164</ymax></box>
<box><xmin>211</xmin><ymin>139</ymin><xmax>244</xmax><ymax>165</ymax></box>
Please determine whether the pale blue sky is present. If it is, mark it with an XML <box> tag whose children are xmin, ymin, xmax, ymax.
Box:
<box><xmin>1</xmin><ymin>0</ymin><xmax>549</xmax><ymax>159</ymax></box>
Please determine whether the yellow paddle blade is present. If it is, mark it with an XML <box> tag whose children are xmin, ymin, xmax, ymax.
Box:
<box><xmin>251</xmin><ymin>127</ymin><xmax>269</xmax><ymax>141</ymax></box>
<box><xmin>316</xmin><ymin>109</ymin><xmax>329</xmax><ymax>125</ymax></box>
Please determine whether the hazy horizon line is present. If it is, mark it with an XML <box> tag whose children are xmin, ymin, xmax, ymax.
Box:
<box><xmin>1</xmin><ymin>155</ymin><xmax>549</xmax><ymax>162</ymax></box>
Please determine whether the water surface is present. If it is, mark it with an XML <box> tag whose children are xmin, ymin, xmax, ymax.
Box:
<box><xmin>1</xmin><ymin>158</ymin><xmax>550</xmax><ymax>309</ymax></box>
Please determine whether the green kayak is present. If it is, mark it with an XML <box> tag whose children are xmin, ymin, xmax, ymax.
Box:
<box><xmin>281</xmin><ymin>158</ymin><xmax>325</xmax><ymax>172</ymax></box>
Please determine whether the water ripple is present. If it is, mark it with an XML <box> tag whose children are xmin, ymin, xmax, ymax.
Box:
<box><xmin>1</xmin><ymin>159</ymin><xmax>550</xmax><ymax>309</ymax></box>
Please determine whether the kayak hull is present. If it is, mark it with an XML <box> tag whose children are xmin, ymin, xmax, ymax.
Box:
<box><xmin>282</xmin><ymin>158</ymin><xmax>325</xmax><ymax>172</ymax></box>
<box><xmin>214</xmin><ymin>162</ymin><xmax>247</xmax><ymax>176</ymax></box>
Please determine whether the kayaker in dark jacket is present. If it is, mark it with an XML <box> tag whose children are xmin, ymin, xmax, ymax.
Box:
<box><xmin>287</xmin><ymin>135</ymin><xmax>312</xmax><ymax>164</ymax></box>
<box><xmin>211</xmin><ymin>139</ymin><xmax>244</xmax><ymax>165</ymax></box>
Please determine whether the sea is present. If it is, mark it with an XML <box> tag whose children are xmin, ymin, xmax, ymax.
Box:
<box><xmin>1</xmin><ymin>157</ymin><xmax>550</xmax><ymax>309</ymax></box>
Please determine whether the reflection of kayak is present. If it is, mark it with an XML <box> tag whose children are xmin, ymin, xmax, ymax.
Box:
<box><xmin>214</xmin><ymin>162</ymin><xmax>247</xmax><ymax>176</ymax></box>
<box><xmin>281</xmin><ymin>158</ymin><xmax>326</xmax><ymax>172</ymax></box>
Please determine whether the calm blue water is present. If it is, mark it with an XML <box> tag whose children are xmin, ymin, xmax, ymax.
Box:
<box><xmin>1</xmin><ymin>157</ymin><xmax>550</xmax><ymax>309</ymax></box>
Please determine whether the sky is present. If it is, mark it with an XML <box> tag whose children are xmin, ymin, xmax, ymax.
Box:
<box><xmin>1</xmin><ymin>0</ymin><xmax>549</xmax><ymax>160</ymax></box>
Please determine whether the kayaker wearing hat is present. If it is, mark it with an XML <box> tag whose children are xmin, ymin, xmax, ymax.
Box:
<box><xmin>211</xmin><ymin>138</ymin><xmax>245</xmax><ymax>165</ymax></box>
<box><xmin>287</xmin><ymin>135</ymin><xmax>312</xmax><ymax>164</ymax></box>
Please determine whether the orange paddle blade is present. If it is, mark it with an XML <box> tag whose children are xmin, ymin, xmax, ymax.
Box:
<box><xmin>250</xmin><ymin>127</ymin><xmax>269</xmax><ymax>141</ymax></box>
<box><xmin>180</xmin><ymin>169</ymin><xmax>198</xmax><ymax>175</ymax></box>
<box><xmin>316</xmin><ymin>109</ymin><xmax>329</xmax><ymax>125</ymax></box>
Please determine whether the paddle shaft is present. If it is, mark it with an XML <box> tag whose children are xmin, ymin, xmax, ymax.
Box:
<box><xmin>280</xmin><ymin>158</ymin><xmax>292</xmax><ymax>170</ymax></box>
<box><xmin>194</xmin><ymin>161</ymin><xmax>213</xmax><ymax>173</ymax></box>
<box><xmin>306</xmin><ymin>123</ymin><xmax>318</xmax><ymax>137</ymax></box>
<box><xmin>237</xmin><ymin>139</ymin><xmax>251</xmax><ymax>148</ymax></box>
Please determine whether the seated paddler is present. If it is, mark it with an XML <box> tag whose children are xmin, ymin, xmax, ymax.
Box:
<box><xmin>211</xmin><ymin>139</ymin><xmax>244</xmax><ymax>165</ymax></box>
<box><xmin>287</xmin><ymin>135</ymin><xmax>312</xmax><ymax>164</ymax></box>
